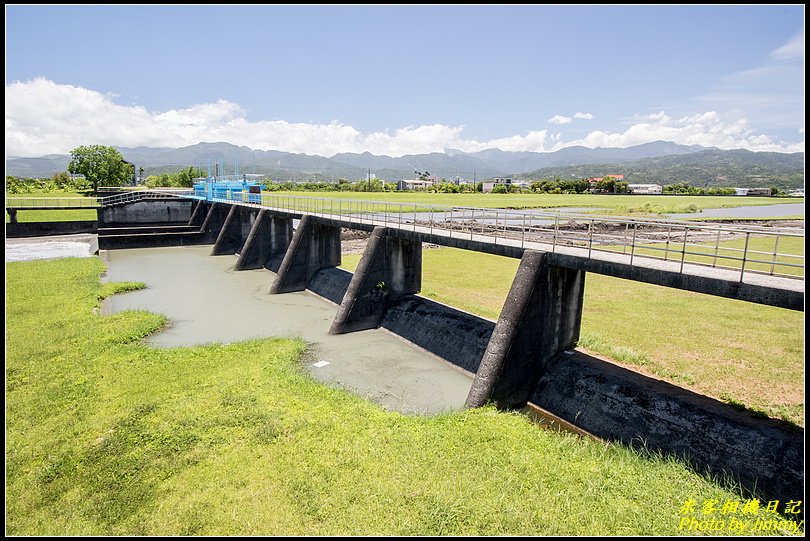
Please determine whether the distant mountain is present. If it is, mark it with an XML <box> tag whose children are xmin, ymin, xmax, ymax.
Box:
<box><xmin>518</xmin><ymin>149</ymin><xmax>805</xmax><ymax>190</ymax></box>
<box><xmin>467</xmin><ymin>141</ymin><xmax>706</xmax><ymax>172</ymax></box>
<box><xmin>330</xmin><ymin>151</ymin><xmax>501</xmax><ymax>179</ymax></box>
<box><xmin>4</xmin><ymin>154</ymin><xmax>72</xmax><ymax>177</ymax></box>
<box><xmin>5</xmin><ymin>141</ymin><xmax>803</xmax><ymax>188</ymax></box>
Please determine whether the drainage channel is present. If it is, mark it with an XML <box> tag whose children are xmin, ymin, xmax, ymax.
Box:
<box><xmin>100</xmin><ymin>245</ymin><xmax>474</xmax><ymax>416</ymax></box>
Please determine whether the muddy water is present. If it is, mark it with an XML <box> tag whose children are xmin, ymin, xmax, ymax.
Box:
<box><xmin>667</xmin><ymin>202</ymin><xmax>805</xmax><ymax>220</ymax></box>
<box><xmin>100</xmin><ymin>245</ymin><xmax>473</xmax><ymax>415</ymax></box>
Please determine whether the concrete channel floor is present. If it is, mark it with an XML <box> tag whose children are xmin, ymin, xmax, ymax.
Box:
<box><xmin>5</xmin><ymin>233</ymin><xmax>98</xmax><ymax>262</ymax></box>
<box><xmin>100</xmin><ymin>245</ymin><xmax>475</xmax><ymax>416</ymax></box>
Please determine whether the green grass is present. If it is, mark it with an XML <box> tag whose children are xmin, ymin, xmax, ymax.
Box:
<box><xmin>342</xmin><ymin>247</ymin><xmax>804</xmax><ymax>426</ymax></box>
<box><xmin>6</xmin><ymin>208</ymin><xmax>99</xmax><ymax>222</ymax></box>
<box><xmin>6</xmin><ymin>257</ymin><xmax>798</xmax><ymax>535</ymax></box>
<box><xmin>6</xmin><ymin>192</ymin><xmax>98</xmax><ymax>222</ymax></box>
<box><xmin>269</xmin><ymin>191</ymin><xmax>800</xmax><ymax>213</ymax></box>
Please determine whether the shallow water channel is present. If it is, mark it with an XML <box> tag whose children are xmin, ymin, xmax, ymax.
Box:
<box><xmin>100</xmin><ymin>245</ymin><xmax>473</xmax><ymax>415</ymax></box>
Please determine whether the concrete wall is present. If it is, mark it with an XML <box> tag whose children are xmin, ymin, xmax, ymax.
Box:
<box><xmin>381</xmin><ymin>296</ymin><xmax>493</xmax><ymax>374</ymax></box>
<box><xmin>6</xmin><ymin>221</ymin><xmax>98</xmax><ymax>238</ymax></box>
<box><xmin>99</xmin><ymin>199</ymin><xmax>192</xmax><ymax>225</ymax></box>
<box><xmin>531</xmin><ymin>350</ymin><xmax>803</xmax><ymax>503</ymax></box>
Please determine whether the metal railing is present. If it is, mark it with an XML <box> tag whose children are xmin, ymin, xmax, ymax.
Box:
<box><xmin>6</xmin><ymin>189</ymin><xmax>193</xmax><ymax>209</ymax></box>
<box><xmin>194</xmin><ymin>192</ymin><xmax>804</xmax><ymax>283</ymax></box>
<box><xmin>98</xmin><ymin>189</ymin><xmax>191</xmax><ymax>206</ymax></box>
<box><xmin>16</xmin><ymin>189</ymin><xmax>799</xmax><ymax>283</ymax></box>
<box><xmin>5</xmin><ymin>196</ymin><xmax>100</xmax><ymax>208</ymax></box>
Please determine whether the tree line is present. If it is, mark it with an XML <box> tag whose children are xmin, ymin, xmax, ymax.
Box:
<box><xmin>5</xmin><ymin>145</ymin><xmax>795</xmax><ymax>196</ymax></box>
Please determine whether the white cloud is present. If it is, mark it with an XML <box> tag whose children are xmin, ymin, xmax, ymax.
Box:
<box><xmin>693</xmin><ymin>31</ymin><xmax>804</xmax><ymax>134</ymax></box>
<box><xmin>4</xmin><ymin>78</ymin><xmax>804</xmax><ymax>158</ymax></box>
<box><xmin>769</xmin><ymin>30</ymin><xmax>804</xmax><ymax>61</ymax></box>
<box><xmin>548</xmin><ymin>115</ymin><xmax>572</xmax><ymax>125</ymax></box>
<box><xmin>549</xmin><ymin>112</ymin><xmax>593</xmax><ymax>124</ymax></box>
<box><xmin>557</xmin><ymin>111</ymin><xmax>804</xmax><ymax>153</ymax></box>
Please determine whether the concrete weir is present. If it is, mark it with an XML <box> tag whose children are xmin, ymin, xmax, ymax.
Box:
<box><xmin>91</xmin><ymin>198</ymin><xmax>804</xmax><ymax>504</ymax></box>
<box><xmin>330</xmin><ymin>227</ymin><xmax>422</xmax><ymax>334</ymax></box>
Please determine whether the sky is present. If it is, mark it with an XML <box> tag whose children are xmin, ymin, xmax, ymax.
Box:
<box><xmin>5</xmin><ymin>5</ymin><xmax>805</xmax><ymax>158</ymax></box>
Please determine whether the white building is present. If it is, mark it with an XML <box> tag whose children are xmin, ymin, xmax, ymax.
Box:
<box><xmin>397</xmin><ymin>179</ymin><xmax>435</xmax><ymax>190</ymax></box>
<box><xmin>627</xmin><ymin>184</ymin><xmax>663</xmax><ymax>195</ymax></box>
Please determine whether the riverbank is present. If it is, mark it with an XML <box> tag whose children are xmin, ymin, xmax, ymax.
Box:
<box><xmin>6</xmin><ymin>256</ymin><xmax>795</xmax><ymax>535</ymax></box>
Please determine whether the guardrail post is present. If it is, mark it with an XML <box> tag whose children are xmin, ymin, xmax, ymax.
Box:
<box><xmin>740</xmin><ymin>232</ymin><xmax>750</xmax><ymax>282</ymax></box>
<box><xmin>551</xmin><ymin>216</ymin><xmax>559</xmax><ymax>252</ymax></box>
<box><xmin>770</xmin><ymin>236</ymin><xmax>780</xmax><ymax>276</ymax></box>
<box><xmin>630</xmin><ymin>223</ymin><xmax>637</xmax><ymax>265</ymax></box>
<box><xmin>679</xmin><ymin>227</ymin><xmax>689</xmax><ymax>273</ymax></box>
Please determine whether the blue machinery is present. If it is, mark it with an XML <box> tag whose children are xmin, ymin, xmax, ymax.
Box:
<box><xmin>193</xmin><ymin>160</ymin><xmax>263</xmax><ymax>203</ymax></box>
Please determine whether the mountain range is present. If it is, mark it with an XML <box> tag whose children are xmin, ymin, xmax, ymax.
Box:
<box><xmin>5</xmin><ymin>141</ymin><xmax>804</xmax><ymax>189</ymax></box>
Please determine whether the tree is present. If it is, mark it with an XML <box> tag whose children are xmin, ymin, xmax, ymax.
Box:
<box><xmin>176</xmin><ymin>166</ymin><xmax>198</xmax><ymax>187</ymax></box>
<box><xmin>68</xmin><ymin>145</ymin><xmax>132</xmax><ymax>192</ymax></box>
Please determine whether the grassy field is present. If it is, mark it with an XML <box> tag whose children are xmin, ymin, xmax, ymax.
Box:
<box><xmin>342</xmin><ymin>247</ymin><xmax>804</xmax><ymax>426</ymax></box>
<box><xmin>5</xmin><ymin>191</ymin><xmax>98</xmax><ymax>223</ymax></box>
<box><xmin>270</xmin><ymin>191</ymin><xmax>800</xmax><ymax>213</ymax></box>
<box><xmin>6</xmin><ymin>257</ymin><xmax>797</xmax><ymax>535</ymax></box>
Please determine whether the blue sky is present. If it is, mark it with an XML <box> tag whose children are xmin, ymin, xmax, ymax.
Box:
<box><xmin>5</xmin><ymin>5</ymin><xmax>805</xmax><ymax>157</ymax></box>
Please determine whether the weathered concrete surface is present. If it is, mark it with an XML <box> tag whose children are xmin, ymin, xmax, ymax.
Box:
<box><xmin>6</xmin><ymin>220</ymin><xmax>98</xmax><ymax>238</ymax></box>
<box><xmin>531</xmin><ymin>349</ymin><xmax>803</xmax><ymax>504</ymax></box>
<box><xmin>211</xmin><ymin>205</ymin><xmax>253</xmax><ymax>256</ymax></box>
<box><xmin>466</xmin><ymin>250</ymin><xmax>585</xmax><ymax>409</ymax></box>
<box><xmin>270</xmin><ymin>215</ymin><xmax>341</xmax><ymax>294</ymax></box>
<box><xmin>98</xmin><ymin>199</ymin><xmax>192</xmax><ymax>225</ymax></box>
<box><xmin>381</xmin><ymin>296</ymin><xmax>493</xmax><ymax>375</ymax></box>
<box><xmin>187</xmin><ymin>200</ymin><xmax>206</xmax><ymax>227</ymax></box>
<box><xmin>198</xmin><ymin>202</ymin><xmax>230</xmax><ymax>243</ymax></box>
<box><xmin>98</xmin><ymin>230</ymin><xmax>209</xmax><ymax>249</ymax></box>
<box><xmin>234</xmin><ymin>210</ymin><xmax>293</xmax><ymax>272</ymax></box>
<box><xmin>307</xmin><ymin>266</ymin><xmax>354</xmax><ymax>305</ymax></box>
<box><xmin>330</xmin><ymin>227</ymin><xmax>422</xmax><ymax>334</ymax></box>
<box><xmin>99</xmin><ymin>225</ymin><xmax>199</xmax><ymax>236</ymax></box>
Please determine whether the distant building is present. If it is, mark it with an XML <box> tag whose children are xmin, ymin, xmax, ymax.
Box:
<box><xmin>481</xmin><ymin>176</ymin><xmax>515</xmax><ymax>193</ymax></box>
<box><xmin>397</xmin><ymin>179</ymin><xmax>435</xmax><ymax>190</ymax></box>
<box><xmin>627</xmin><ymin>183</ymin><xmax>662</xmax><ymax>195</ymax></box>
<box><xmin>747</xmin><ymin>187</ymin><xmax>773</xmax><ymax>196</ymax></box>
<box><xmin>733</xmin><ymin>187</ymin><xmax>773</xmax><ymax>196</ymax></box>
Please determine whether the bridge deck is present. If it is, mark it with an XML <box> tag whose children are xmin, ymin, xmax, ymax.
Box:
<box><xmin>221</xmin><ymin>199</ymin><xmax>804</xmax><ymax>310</ymax></box>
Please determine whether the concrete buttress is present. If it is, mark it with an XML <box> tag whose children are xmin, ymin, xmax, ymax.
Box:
<box><xmin>330</xmin><ymin>226</ymin><xmax>422</xmax><ymax>334</ymax></box>
<box><xmin>466</xmin><ymin>249</ymin><xmax>585</xmax><ymax>409</ymax></box>
<box><xmin>269</xmin><ymin>215</ymin><xmax>341</xmax><ymax>294</ymax></box>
